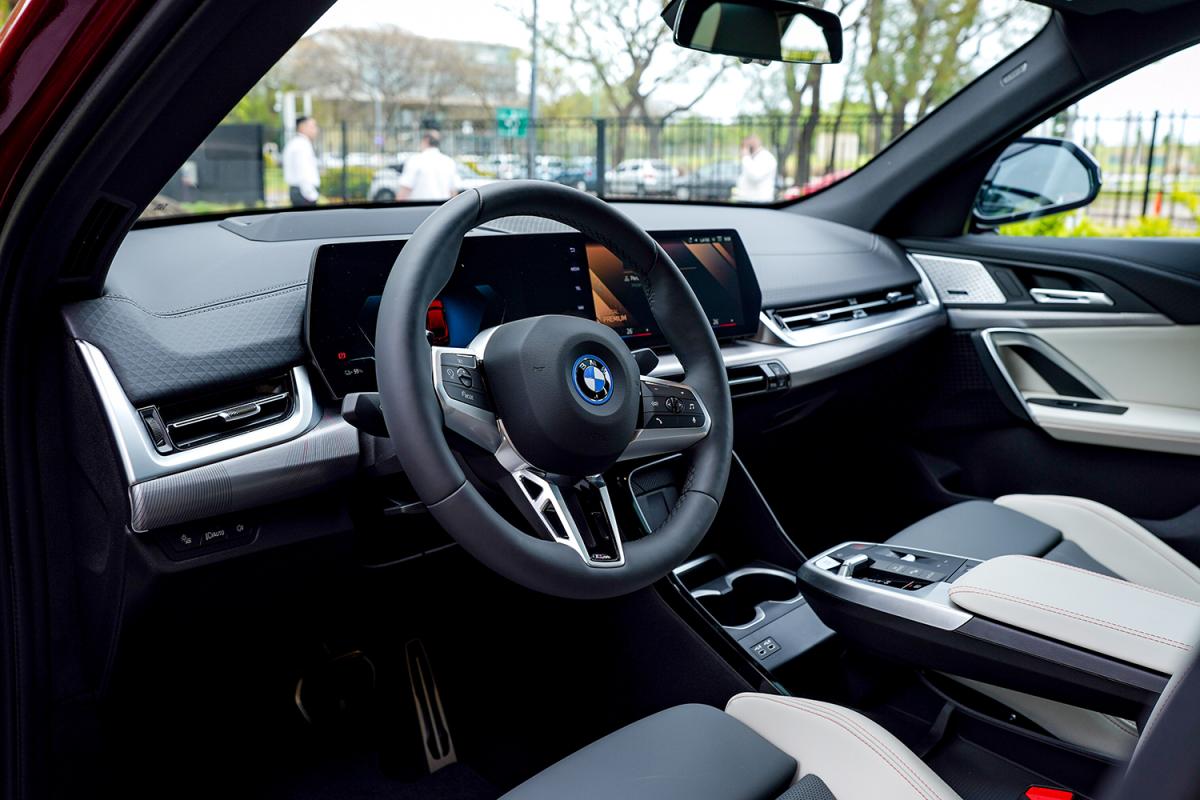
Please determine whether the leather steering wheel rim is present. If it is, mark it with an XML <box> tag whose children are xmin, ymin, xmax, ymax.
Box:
<box><xmin>374</xmin><ymin>182</ymin><xmax>733</xmax><ymax>599</ymax></box>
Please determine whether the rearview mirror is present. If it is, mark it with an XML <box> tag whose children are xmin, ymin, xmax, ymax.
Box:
<box><xmin>665</xmin><ymin>0</ymin><xmax>843</xmax><ymax>64</ymax></box>
<box><xmin>973</xmin><ymin>137</ymin><xmax>1102</xmax><ymax>227</ymax></box>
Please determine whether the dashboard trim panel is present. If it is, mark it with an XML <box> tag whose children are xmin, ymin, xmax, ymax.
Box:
<box><xmin>128</xmin><ymin>414</ymin><xmax>358</xmax><ymax>532</ymax></box>
<box><xmin>77</xmin><ymin>340</ymin><xmax>323</xmax><ymax>485</ymax></box>
<box><xmin>757</xmin><ymin>255</ymin><xmax>941</xmax><ymax>348</ymax></box>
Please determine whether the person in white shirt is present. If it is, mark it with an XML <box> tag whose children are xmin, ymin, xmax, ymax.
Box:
<box><xmin>735</xmin><ymin>135</ymin><xmax>778</xmax><ymax>203</ymax></box>
<box><xmin>397</xmin><ymin>130</ymin><xmax>461</xmax><ymax>201</ymax></box>
<box><xmin>282</xmin><ymin>116</ymin><xmax>321</xmax><ymax>206</ymax></box>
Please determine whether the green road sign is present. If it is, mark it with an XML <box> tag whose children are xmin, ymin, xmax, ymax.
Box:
<box><xmin>497</xmin><ymin>106</ymin><xmax>528</xmax><ymax>138</ymax></box>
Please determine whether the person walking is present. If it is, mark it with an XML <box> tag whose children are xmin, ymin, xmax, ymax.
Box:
<box><xmin>396</xmin><ymin>130</ymin><xmax>461</xmax><ymax>201</ymax></box>
<box><xmin>283</xmin><ymin>116</ymin><xmax>321</xmax><ymax>207</ymax></box>
<box><xmin>735</xmin><ymin>135</ymin><xmax>778</xmax><ymax>203</ymax></box>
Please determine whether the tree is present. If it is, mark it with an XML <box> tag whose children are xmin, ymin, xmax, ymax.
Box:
<box><xmin>858</xmin><ymin>0</ymin><xmax>1031</xmax><ymax>141</ymax></box>
<box><xmin>752</xmin><ymin>0</ymin><xmax>860</xmax><ymax>185</ymax></box>
<box><xmin>324</xmin><ymin>27</ymin><xmax>424</xmax><ymax>127</ymax></box>
<box><xmin>513</xmin><ymin>0</ymin><xmax>731</xmax><ymax>160</ymax></box>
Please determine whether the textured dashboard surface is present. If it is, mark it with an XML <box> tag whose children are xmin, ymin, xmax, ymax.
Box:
<box><xmin>63</xmin><ymin>203</ymin><xmax>919</xmax><ymax>403</ymax></box>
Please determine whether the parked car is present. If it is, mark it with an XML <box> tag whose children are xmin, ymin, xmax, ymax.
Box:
<box><xmin>675</xmin><ymin>160</ymin><xmax>795</xmax><ymax>202</ymax></box>
<box><xmin>606</xmin><ymin>158</ymin><xmax>677</xmax><ymax>197</ymax></box>
<box><xmin>533</xmin><ymin>155</ymin><xmax>565</xmax><ymax>182</ymax></box>
<box><xmin>478</xmin><ymin>153</ymin><xmax>527</xmax><ymax>180</ymax></box>
<box><xmin>796</xmin><ymin>168</ymin><xmax>855</xmax><ymax>197</ymax></box>
<box><xmin>553</xmin><ymin>156</ymin><xmax>599</xmax><ymax>193</ymax></box>
<box><xmin>368</xmin><ymin>161</ymin><xmax>492</xmax><ymax>202</ymax></box>
<box><xmin>673</xmin><ymin>160</ymin><xmax>740</xmax><ymax>202</ymax></box>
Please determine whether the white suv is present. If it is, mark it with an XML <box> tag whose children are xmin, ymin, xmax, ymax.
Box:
<box><xmin>606</xmin><ymin>159</ymin><xmax>678</xmax><ymax>197</ymax></box>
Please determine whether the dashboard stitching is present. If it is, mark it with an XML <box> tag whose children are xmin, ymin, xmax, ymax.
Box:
<box><xmin>103</xmin><ymin>279</ymin><xmax>308</xmax><ymax>316</ymax></box>
<box><xmin>95</xmin><ymin>284</ymin><xmax>307</xmax><ymax>319</ymax></box>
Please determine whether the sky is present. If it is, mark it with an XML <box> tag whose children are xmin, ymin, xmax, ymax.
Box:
<box><xmin>307</xmin><ymin>0</ymin><xmax>1200</xmax><ymax>125</ymax></box>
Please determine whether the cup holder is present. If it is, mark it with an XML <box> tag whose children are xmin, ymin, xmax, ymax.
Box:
<box><xmin>696</xmin><ymin>593</ymin><xmax>760</xmax><ymax>628</ymax></box>
<box><xmin>693</xmin><ymin>568</ymin><xmax>802</xmax><ymax>629</ymax></box>
<box><xmin>730</xmin><ymin>571</ymin><xmax>801</xmax><ymax>604</ymax></box>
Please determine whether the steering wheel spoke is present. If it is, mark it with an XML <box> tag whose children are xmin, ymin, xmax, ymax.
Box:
<box><xmin>620</xmin><ymin>375</ymin><xmax>711</xmax><ymax>461</ymax></box>
<box><xmin>509</xmin><ymin>470</ymin><xmax>626</xmax><ymax>568</ymax></box>
<box><xmin>432</xmin><ymin>340</ymin><xmax>630</xmax><ymax>568</ymax></box>
<box><xmin>432</xmin><ymin>344</ymin><xmax>503</xmax><ymax>452</ymax></box>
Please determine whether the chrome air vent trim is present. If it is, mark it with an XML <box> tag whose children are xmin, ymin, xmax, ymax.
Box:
<box><xmin>759</xmin><ymin>257</ymin><xmax>941</xmax><ymax>348</ymax></box>
<box><xmin>76</xmin><ymin>340</ymin><xmax>321</xmax><ymax>484</ymax></box>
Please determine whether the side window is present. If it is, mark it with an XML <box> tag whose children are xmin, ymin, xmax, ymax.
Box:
<box><xmin>982</xmin><ymin>43</ymin><xmax>1200</xmax><ymax>237</ymax></box>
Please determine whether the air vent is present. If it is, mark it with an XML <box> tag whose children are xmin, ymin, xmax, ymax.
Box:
<box><xmin>768</xmin><ymin>286</ymin><xmax>920</xmax><ymax>333</ymax></box>
<box><xmin>726</xmin><ymin>361</ymin><xmax>789</xmax><ymax>398</ymax></box>
<box><xmin>138</xmin><ymin>374</ymin><xmax>295</xmax><ymax>452</ymax></box>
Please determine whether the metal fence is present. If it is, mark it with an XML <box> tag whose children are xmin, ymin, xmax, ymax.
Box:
<box><xmin>249</xmin><ymin>114</ymin><xmax>901</xmax><ymax>207</ymax></box>
<box><xmin>170</xmin><ymin>111</ymin><xmax>1200</xmax><ymax>231</ymax></box>
<box><xmin>1030</xmin><ymin>111</ymin><xmax>1200</xmax><ymax>230</ymax></box>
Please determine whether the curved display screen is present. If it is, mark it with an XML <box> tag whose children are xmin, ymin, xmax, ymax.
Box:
<box><xmin>306</xmin><ymin>230</ymin><xmax>761</xmax><ymax>397</ymax></box>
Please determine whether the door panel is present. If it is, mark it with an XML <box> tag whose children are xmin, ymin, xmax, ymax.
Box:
<box><xmin>1034</xmin><ymin>326</ymin><xmax>1200</xmax><ymax>408</ymax></box>
<box><xmin>900</xmin><ymin>236</ymin><xmax>1200</xmax><ymax>552</ymax></box>
<box><xmin>980</xmin><ymin>326</ymin><xmax>1200</xmax><ymax>457</ymax></box>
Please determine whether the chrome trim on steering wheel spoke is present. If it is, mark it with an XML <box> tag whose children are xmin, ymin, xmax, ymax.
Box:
<box><xmin>619</xmin><ymin>375</ymin><xmax>711</xmax><ymax>461</ymax></box>
<box><xmin>510</xmin><ymin>469</ymin><xmax>626</xmax><ymax>568</ymax></box>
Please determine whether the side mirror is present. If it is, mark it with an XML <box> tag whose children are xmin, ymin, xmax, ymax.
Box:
<box><xmin>973</xmin><ymin>137</ymin><xmax>1102</xmax><ymax>227</ymax></box>
<box><xmin>664</xmin><ymin>0</ymin><xmax>843</xmax><ymax>64</ymax></box>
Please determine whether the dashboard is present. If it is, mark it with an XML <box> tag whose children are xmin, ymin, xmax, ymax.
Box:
<box><xmin>306</xmin><ymin>230</ymin><xmax>762</xmax><ymax>397</ymax></box>
<box><xmin>62</xmin><ymin>201</ymin><xmax>945</xmax><ymax>535</ymax></box>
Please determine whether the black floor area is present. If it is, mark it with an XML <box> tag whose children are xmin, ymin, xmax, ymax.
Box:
<box><xmin>96</xmin><ymin>545</ymin><xmax>752</xmax><ymax>799</ymax></box>
<box><xmin>262</xmin><ymin>757</ymin><xmax>494</xmax><ymax>800</ymax></box>
<box><xmin>92</xmin><ymin>518</ymin><xmax>1117</xmax><ymax>800</ymax></box>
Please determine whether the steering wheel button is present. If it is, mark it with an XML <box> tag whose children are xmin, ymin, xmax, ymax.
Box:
<box><xmin>444</xmin><ymin>382</ymin><xmax>492</xmax><ymax>411</ymax></box>
<box><xmin>440</xmin><ymin>352</ymin><xmax>477</xmax><ymax>369</ymax></box>
<box><xmin>664</xmin><ymin>396</ymin><xmax>683</xmax><ymax>414</ymax></box>
<box><xmin>455</xmin><ymin>367</ymin><xmax>473</xmax><ymax>387</ymax></box>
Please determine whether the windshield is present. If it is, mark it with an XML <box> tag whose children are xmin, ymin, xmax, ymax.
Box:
<box><xmin>141</xmin><ymin>0</ymin><xmax>1049</xmax><ymax>220</ymax></box>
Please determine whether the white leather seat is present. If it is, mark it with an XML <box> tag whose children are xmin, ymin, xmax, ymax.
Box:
<box><xmin>890</xmin><ymin>493</ymin><xmax>1200</xmax><ymax>760</ymax></box>
<box><xmin>501</xmin><ymin>695</ymin><xmax>963</xmax><ymax>800</ymax></box>
<box><xmin>725</xmin><ymin>694</ymin><xmax>962</xmax><ymax>800</ymax></box>
<box><xmin>995</xmin><ymin>494</ymin><xmax>1200</xmax><ymax>600</ymax></box>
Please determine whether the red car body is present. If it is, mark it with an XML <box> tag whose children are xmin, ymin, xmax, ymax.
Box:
<box><xmin>0</xmin><ymin>0</ymin><xmax>146</xmax><ymax>212</ymax></box>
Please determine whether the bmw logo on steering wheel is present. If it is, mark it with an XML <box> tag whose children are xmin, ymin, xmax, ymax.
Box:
<box><xmin>572</xmin><ymin>354</ymin><xmax>614</xmax><ymax>405</ymax></box>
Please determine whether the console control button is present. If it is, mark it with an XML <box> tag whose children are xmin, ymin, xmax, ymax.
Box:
<box><xmin>161</xmin><ymin>518</ymin><xmax>256</xmax><ymax>558</ymax></box>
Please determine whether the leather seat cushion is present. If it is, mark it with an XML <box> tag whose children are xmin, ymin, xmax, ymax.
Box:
<box><xmin>886</xmin><ymin>500</ymin><xmax>1062</xmax><ymax>561</ymax></box>
<box><xmin>499</xmin><ymin>703</ymin><xmax>796</xmax><ymax>800</ymax></box>
<box><xmin>726</xmin><ymin>694</ymin><xmax>963</xmax><ymax>800</ymax></box>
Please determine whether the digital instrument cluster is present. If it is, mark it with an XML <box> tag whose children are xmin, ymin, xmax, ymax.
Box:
<box><xmin>306</xmin><ymin>230</ymin><xmax>761</xmax><ymax>397</ymax></box>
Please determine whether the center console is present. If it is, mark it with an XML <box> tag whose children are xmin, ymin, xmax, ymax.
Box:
<box><xmin>798</xmin><ymin>543</ymin><xmax>1184</xmax><ymax>718</ymax></box>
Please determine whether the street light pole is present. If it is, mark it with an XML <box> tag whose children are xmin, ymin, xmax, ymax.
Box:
<box><xmin>527</xmin><ymin>0</ymin><xmax>538</xmax><ymax>179</ymax></box>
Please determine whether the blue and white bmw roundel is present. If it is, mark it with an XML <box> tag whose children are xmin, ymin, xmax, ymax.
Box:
<box><xmin>572</xmin><ymin>355</ymin><xmax>614</xmax><ymax>405</ymax></box>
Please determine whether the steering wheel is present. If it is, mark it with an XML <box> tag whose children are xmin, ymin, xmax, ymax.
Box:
<box><xmin>374</xmin><ymin>182</ymin><xmax>733</xmax><ymax>599</ymax></box>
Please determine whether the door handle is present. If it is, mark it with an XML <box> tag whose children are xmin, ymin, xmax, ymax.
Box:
<box><xmin>1030</xmin><ymin>288</ymin><xmax>1114</xmax><ymax>306</ymax></box>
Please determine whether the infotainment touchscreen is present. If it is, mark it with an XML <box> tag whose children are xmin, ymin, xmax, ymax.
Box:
<box><xmin>306</xmin><ymin>229</ymin><xmax>761</xmax><ymax>397</ymax></box>
<box><xmin>588</xmin><ymin>232</ymin><xmax>754</xmax><ymax>341</ymax></box>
